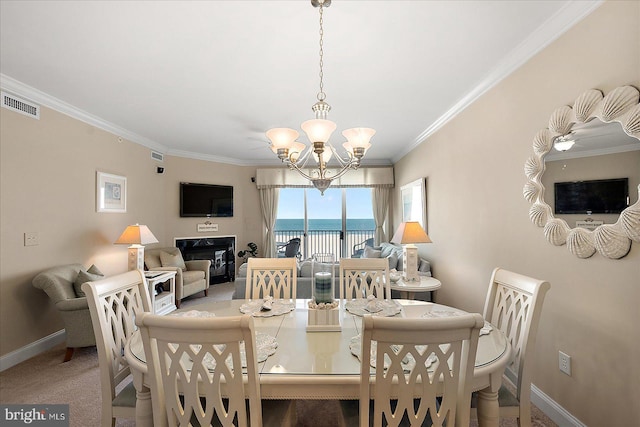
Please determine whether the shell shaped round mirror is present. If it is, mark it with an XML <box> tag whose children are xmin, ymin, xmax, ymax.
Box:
<box><xmin>524</xmin><ymin>85</ymin><xmax>640</xmax><ymax>259</ymax></box>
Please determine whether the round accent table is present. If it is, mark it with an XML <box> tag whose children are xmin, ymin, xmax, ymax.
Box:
<box><xmin>390</xmin><ymin>276</ymin><xmax>441</xmax><ymax>301</ymax></box>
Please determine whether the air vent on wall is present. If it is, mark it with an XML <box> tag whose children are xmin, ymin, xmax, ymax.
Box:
<box><xmin>151</xmin><ymin>151</ymin><xmax>164</xmax><ymax>162</ymax></box>
<box><xmin>1</xmin><ymin>91</ymin><xmax>40</xmax><ymax>119</ymax></box>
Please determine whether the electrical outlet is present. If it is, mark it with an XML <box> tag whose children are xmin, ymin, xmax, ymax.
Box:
<box><xmin>559</xmin><ymin>351</ymin><xmax>571</xmax><ymax>376</ymax></box>
<box><xmin>24</xmin><ymin>232</ymin><xmax>39</xmax><ymax>246</ymax></box>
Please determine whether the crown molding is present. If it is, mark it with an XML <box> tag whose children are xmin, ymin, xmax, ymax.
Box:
<box><xmin>392</xmin><ymin>0</ymin><xmax>604</xmax><ymax>163</ymax></box>
<box><xmin>0</xmin><ymin>73</ymin><xmax>172</xmax><ymax>154</ymax></box>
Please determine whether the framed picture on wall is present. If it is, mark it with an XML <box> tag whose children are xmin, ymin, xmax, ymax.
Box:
<box><xmin>400</xmin><ymin>178</ymin><xmax>427</xmax><ymax>231</ymax></box>
<box><xmin>96</xmin><ymin>171</ymin><xmax>127</xmax><ymax>213</ymax></box>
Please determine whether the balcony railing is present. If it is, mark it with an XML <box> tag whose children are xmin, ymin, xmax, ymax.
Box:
<box><xmin>275</xmin><ymin>229</ymin><xmax>375</xmax><ymax>259</ymax></box>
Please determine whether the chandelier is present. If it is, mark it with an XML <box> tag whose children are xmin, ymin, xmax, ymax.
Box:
<box><xmin>266</xmin><ymin>0</ymin><xmax>375</xmax><ymax>194</ymax></box>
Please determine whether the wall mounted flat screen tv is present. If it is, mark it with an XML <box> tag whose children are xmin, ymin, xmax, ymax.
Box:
<box><xmin>554</xmin><ymin>178</ymin><xmax>628</xmax><ymax>214</ymax></box>
<box><xmin>180</xmin><ymin>182</ymin><xmax>233</xmax><ymax>217</ymax></box>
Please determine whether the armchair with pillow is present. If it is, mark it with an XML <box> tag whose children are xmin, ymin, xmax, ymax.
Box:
<box><xmin>32</xmin><ymin>263</ymin><xmax>105</xmax><ymax>361</ymax></box>
<box><xmin>144</xmin><ymin>247</ymin><xmax>211</xmax><ymax>308</ymax></box>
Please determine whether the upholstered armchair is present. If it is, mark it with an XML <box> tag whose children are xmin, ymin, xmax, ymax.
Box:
<box><xmin>32</xmin><ymin>263</ymin><xmax>97</xmax><ymax>362</ymax></box>
<box><xmin>144</xmin><ymin>247</ymin><xmax>211</xmax><ymax>308</ymax></box>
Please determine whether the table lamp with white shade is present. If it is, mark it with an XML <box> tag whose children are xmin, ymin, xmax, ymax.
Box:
<box><xmin>115</xmin><ymin>224</ymin><xmax>158</xmax><ymax>270</ymax></box>
<box><xmin>390</xmin><ymin>221</ymin><xmax>432</xmax><ymax>282</ymax></box>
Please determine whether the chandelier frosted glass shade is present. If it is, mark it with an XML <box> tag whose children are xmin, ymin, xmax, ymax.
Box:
<box><xmin>266</xmin><ymin>128</ymin><xmax>299</xmax><ymax>149</ymax></box>
<box><xmin>301</xmin><ymin>119</ymin><xmax>337</xmax><ymax>143</ymax></box>
<box><xmin>342</xmin><ymin>128</ymin><xmax>375</xmax><ymax>149</ymax></box>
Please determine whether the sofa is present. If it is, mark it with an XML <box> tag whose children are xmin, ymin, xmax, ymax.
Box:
<box><xmin>144</xmin><ymin>247</ymin><xmax>211</xmax><ymax>308</ymax></box>
<box><xmin>362</xmin><ymin>242</ymin><xmax>432</xmax><ymax>278</ymax></box>
<box><xmin>32</xmin><ymin>263</ymin><xmax>98</xmax><ymax>361</ymax></box>
<box><xmin>232</xmin><ymin>242</ymin><xmax>432</xmax><ymax>300</ymax></box>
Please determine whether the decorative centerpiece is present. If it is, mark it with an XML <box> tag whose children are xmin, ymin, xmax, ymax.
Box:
<box><xmin>307</xmin><ymin>253</ymin><xmax>341</xmax><ymax>332</ymax></box>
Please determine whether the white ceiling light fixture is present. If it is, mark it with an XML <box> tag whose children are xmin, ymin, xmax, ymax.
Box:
<box><xmin>265</xmin><ymin>0</ymin><xmax>375</xmax><ymax>195</ymax></box>
<box><xmin>554</xmin><ymin>134</ymin><xmax>576</xmax><ymax>152</ymax></box>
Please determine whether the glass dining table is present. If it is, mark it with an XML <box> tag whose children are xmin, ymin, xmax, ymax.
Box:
<box><xmin>125</xmin><ymin>299</ymin><xmax>511</xmax><ymax>427</ymax></box>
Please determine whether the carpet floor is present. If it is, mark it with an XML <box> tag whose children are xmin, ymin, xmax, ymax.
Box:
<box><xmin>1</xmin><ymin>281</ymin><xmax>557</xmax><ymax>426</ymax></box>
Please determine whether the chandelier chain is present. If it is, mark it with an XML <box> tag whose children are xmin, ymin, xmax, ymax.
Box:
<box><xmin>317</xmin><ymin>4</ymin><xmax>325</xmax><ymax>102</ymax></box>
<box><xmin>265</xmin><ymin>0</ymin><xmax>373</xmax><ymax>195</ymax></box>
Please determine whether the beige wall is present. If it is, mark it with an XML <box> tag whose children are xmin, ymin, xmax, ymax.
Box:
<box><xmin>0</xmin><ymin>106</ymin><xmax>263</xmax><ymax>356</ymax></box>
<box><xmin>393</xmin><ymin>2</ymin><xmax>639</xmax><ymax>425</ymax></box>
<box><xmin>160</xmin><ymin>156</ymin><xmax>263</xmax><ymax>250</ymax></box>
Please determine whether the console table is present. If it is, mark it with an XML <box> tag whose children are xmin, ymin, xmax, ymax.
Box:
<box><xmin>145</xmin><ymin>271</ymin><xmax>176</xmax><ymax>315</ymax></box>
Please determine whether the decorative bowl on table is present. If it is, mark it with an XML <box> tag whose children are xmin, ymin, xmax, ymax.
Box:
<box><xmin>389</xmin><ymin>272</ymin><xmax>402</xmax><ymax>283</ymax></box>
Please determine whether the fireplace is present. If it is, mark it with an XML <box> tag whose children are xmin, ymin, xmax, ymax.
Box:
<box><xmin>175</xmin><ymin>236</ymin><xmax>235</xmax><ymax>284</ymax></box>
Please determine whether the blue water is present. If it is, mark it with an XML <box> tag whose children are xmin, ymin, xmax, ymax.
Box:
<box><xmin>275</xmin><ymin>218</ymin><xmax>375</xmax><ymax>231</ymax></box>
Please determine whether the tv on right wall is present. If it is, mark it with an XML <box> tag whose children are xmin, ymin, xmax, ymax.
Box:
<box><xmin>554</xmin><ymin>177</ymin><xmax>629</xmax><ymax>214</ymax></box>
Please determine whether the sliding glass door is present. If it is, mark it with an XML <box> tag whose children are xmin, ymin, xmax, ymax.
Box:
<box><xmin>275</xmin><ymin>188</ymin><xmax>375</xmax><ymax>259</ymax></box>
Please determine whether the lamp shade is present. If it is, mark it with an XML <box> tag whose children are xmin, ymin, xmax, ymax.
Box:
<box><xmin>390</xmin><ymin>222</ymin><xmax>432</xmax><ymax>245</ymax></box>
<box><xmin>115</xmin><ymin>224</ymin><xmax>159</xmax><ymax>245</ymax></box>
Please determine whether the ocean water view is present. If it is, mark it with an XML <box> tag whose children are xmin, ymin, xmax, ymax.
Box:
<box><xmin>275</xmin><ymin>218</ymin><xmax>375</xmax><ymax>231</ymax></box>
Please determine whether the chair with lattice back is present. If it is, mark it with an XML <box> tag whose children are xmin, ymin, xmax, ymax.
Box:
<box><xmin>136</xmin><ymin>312</ymin><xmax>297</xmax><ymax>427</ymax></box>
<box><xmin>245</xmin><ymin>257</ymin><xmax>297</xmax><ymax>300</ymax></box>
<box><xmin>82</xmin><ymin>270</ymin><xmax>152</xmax><ymax>427</ymax></box>
<box><xmin>339</xmin><ymin>257</ymin><xmax>390</xmax><ymax>300</ymax></box>
<box><xmin>341</xmin><ymin>313</ymin><xmax>485</xmax><ymax>426</ymax></box>
<box><xmin>471</xmin><ymin>267</ymin><xmax>551</xmax><ymax>427</ymax></box>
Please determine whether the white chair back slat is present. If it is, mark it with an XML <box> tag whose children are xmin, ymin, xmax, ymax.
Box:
<box><xmin>136</xmin><ymin>313</ymin><xmax>262</xmax><ymax>427</ymax></box>
<box><xmin>245</xmin><ymin>257</ymin><xmax>297</xmax><ymax>300</ymax></box>
<box><xmin>480</xmin><ymin>267</ymin><xmax>551</xmax><ymax>426</ymax></box>
<box><xmin>83</xmin><ymin>270</ymin><xmax>152</xmax><ymax>427</ymax></box>
<box><xmin>339</xmin><ymin>258</ymin><xmax>390</xmax><ymax>300</ymax></box>
<box><xmin>359</xmin><ymin>314</ymin><xmax>484</xmax><ymax>427</ymax></box>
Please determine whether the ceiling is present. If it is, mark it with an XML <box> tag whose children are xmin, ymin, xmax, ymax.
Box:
<box><xmin>0</xmin><ymin>1</ymin><xmax>602</xmax><ymax>167</ymax></box>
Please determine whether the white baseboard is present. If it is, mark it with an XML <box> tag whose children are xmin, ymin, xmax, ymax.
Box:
<box><xmin>531</xmin><ymin>383</ymin><xmax>586</xmax><ymax>427</ymax></box>
<box><xmin>0</xmin><ymin>330</ymin><xmax>65</xmax><ymax>372</ymax></box>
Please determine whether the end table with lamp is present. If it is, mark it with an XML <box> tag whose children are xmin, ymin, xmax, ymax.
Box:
<box><xmin>390</xmin><ymin>221</ymin><xmax>432</xmax><ymax>282</ymax></box>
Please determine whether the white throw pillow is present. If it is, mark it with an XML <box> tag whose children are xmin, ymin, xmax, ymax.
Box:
<box><xmin>362</xmin><ymin>246</ymin><xmax>382</xmax><ymax>259</ymax></box>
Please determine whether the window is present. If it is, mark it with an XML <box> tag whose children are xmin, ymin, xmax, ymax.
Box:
<box><xmin>275</xmin><ymin>188</ymin><xmax>375</xmax><ymax>258</ymax></box>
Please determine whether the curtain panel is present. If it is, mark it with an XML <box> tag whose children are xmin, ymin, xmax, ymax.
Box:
<box><xmin>255</xmin><ymin>167</ymin><xmax>394</xmax><ymax>189</ymax></box>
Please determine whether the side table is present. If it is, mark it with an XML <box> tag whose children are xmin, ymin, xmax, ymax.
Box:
<box><xmin>390</xmin><ymin>276</ymin><xmax>441</xmax><ymax>301</ymax></box>
<box><xmin>145</xmin><ymin>271</ymin><xmax>177</xmax><ymax>315</ymax></box>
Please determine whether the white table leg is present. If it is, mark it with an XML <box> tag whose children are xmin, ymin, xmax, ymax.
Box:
<box><xmin>135</xmin><ymin>386</ymin><xmax>154</xmax><ymax>427</ymax></box>
<box><xmin>131</xmin><ymin>369</ymin><xmax>154</xmax><ymax>427</ymax></box>
<box><xmin>476</xmin><ymin>388</ymin><xmax>500</xmax><ymax>427</ymax></box>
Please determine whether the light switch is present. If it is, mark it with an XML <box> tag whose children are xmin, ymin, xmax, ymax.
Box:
<box><xmin>24</xmin><ymin>232</ymin><xmax>39</xmax><ymax>246</ymax></box>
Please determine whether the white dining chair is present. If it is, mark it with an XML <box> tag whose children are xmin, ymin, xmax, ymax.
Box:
<box><xmin>470</xmin><ymin>267</ymin><xmax>551</xmax><ymax>427</ymax></box>
<box><xmin>339</xmin><ymin>257</ymin><xmax>390</xmax><ymax>300</ymax></box>
<box><xmin>245</xmin><ymin>257</ymin><xmax>297</xmax><ymax>300</ymax></box>
<box><xmin>342</xmin><ymin>313</ymin><xmax>485</xmax><ymax>427</ymax></box>
<box><xmin>136</xmin><ymin>312</ymin><xmax>296</xmax><ymax>427</ymax></box>
<box><xmin>82</xmin><ymin>270</ymin><xmax>152</xmax><ymax>427</ymax></box>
